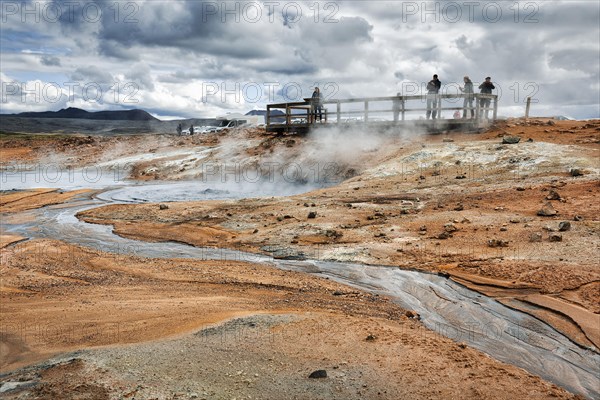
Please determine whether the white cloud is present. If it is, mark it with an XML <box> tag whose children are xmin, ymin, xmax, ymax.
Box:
<box><xmin>1</xmin><ymin>0</ymin><xmax>598</xmax><ymax>119</ymax></box>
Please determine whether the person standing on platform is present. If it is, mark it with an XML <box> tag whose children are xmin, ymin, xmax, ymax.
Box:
<box><xmin>478</xmin><ymin>77</ymin><xmax>495</xmax><ymax>119</ymax></box>
<box><xmin>460</xmin><ymin>76</ymin><xmax>474</xmax><ymax>119</ymax></box>
<box><xmin>426</xmin><ymin>74</ymin><xmax>441</xmax><ymax>119</ymax></box>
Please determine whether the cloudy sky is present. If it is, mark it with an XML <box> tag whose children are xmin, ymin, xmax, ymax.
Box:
<box><xmin>1</xmin><ymin>0</ymin><xmax>599</xmax><ymax>119</ymax></box>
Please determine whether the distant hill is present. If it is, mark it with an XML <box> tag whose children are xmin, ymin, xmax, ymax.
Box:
<box><xmin>246</xmin><ymin>109</ymin><xmax>285</xmax><ymax>116</ymax></box>
<box><xmin>11</xmin><ymin>107</ymin><xmax>159</xmax><ymax>121</ymax></box>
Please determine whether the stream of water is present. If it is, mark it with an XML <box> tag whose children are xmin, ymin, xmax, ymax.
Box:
<box><xmin>1</xmin><ymin>177</ymin><xmax>598</xmax><ymax>398</ymax></box>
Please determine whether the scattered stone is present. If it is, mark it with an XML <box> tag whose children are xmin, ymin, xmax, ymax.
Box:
<box><xmin>419</xmin><ymin>225</ymin><xmax>428</xmax><ymax>231</ymax></box>
<box><xmin>529</xmin><ymin>233</ymin><xmax>543</xmax><ymax>242</ymax></box>
<box><xmin>526</xmin><ymin>138</ymin><xmax>534</xmax><ymax>142</ymax></box>
<box><xmin>252</xmin><ymin>229</ymin><xmax>259</xmax><ymax>234</ymax></box>
<box><xmin>444</xmin><ymin>223</ymin><xmax>458</xmax><ymax>232</ymax></box>
<box><xmin>488</xmin><ymin>239</ymin><xmax>509</xmax><ymax>248</ymax></box>
<box><xmin>500</xmin><ymin>227</ymin><xmax>508</xmax><ymax>231</ymax></box>
<box><xmin>458</xmin><ymin>343</ymin><xmax>468</xmax><ymax>349</ymax></box>
<box><xmin>405</xmin><ymin>310</ymin><xmax>421</xmax><ymax>320</ymax></box>
<box><xmin>365</xmin><ymin>334</ymin><xmax>376</xmax><ymax>341</ymax></box>
<box><xmin>543</xmin><ymin>225</ymin><xmax>556</xmax><ymax>232</ymax></box>
<box><xmin>547</xmin><ymin>120</ymin><xmax>556</xmax><ymax>126</ymax></box>
<box><xmin>537</xmin><ymin>203</ymin><xmax>557</xmax><ymax>216</ymax></box>
<box><xmin>516</xmin><ymin>186</ymin><xmax>526</xmax><ymax>191</ymax></box>
<box><xmin>502</xmin><ymin>136</ymin><xmax>521</xmax><ymax>144</ymax></box>
<box><xmin>558</xmin><ymin>221</ymin><xmax>571</xmax><ymax>232</ymax></box>
<box><xmin>308</xmin><ymin>370</ymin><xmax>328</xmax><ymax>379</ymax></box>
<box><xmin>303</xmin><ymin>202</ymin><xmax>310</xmax><ymax>207</ymax></box>
<box><xmin>546</xmin><ymin>190</ymin><xmax>561</xmax><ymax>200</ymax></box>
<box><xmin>286</xmin><ymin>139</ymin><xmax>296</xmax><ymax>147</ymax></box>
<box><xmin>574</xmin><ymin>215</ymin><xmax>584</xmax><ymax>221</ymax></box>
<box><xmin>159</xmin><ymin>204</ymin><xmax>169</xmax><ymax>210</ymax></box>
<box><xmin>442</xmin><ymin>138</ymin><xmax>454</xmax><ymax>142</ymax></box>
<box><xmin>549</xmin><ymin>234</ymin><xmax>563</xmax><ymax>242</ymax></box>
<box><xmin>454</xmin><ymin>203</ymin><xmax>464</xmax><ymax>211</ymax></box>
<box><xmin>509</xmin><ymin>218</ymin><xmax>520</xmax><ymax>223</ymax></box>
<box><xmin>570</xmin><ymin>168</ymin><xmax>583</xmax><ymax>177</ymax></box>
<box><xmin>455</xmin><ymin>174</ymin><xmax>466</xmax><ymax>179</ymax></box>
<box><xmin>307</xmin><ymin>211</ymin><xmax>317</xmax><ymax>219</ymax></box>
<box><xmin>437</xmin><ymin>231</ymin><xmax>450</xmax><ymax>240</ymax></box>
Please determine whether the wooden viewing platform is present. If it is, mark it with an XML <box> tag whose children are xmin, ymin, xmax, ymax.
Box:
<box><xmin>266</xmin><ymin>93</ymin><xmax>498</xmax><ymax>134</ymax></box>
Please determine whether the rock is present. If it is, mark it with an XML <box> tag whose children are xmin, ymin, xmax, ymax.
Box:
<box><xmin>437</xmin><ymin>231</ymin><xmax>450</xmax><ymax>240</ymax></box>
<box><xmin>574</xmin><ymin>215</ymin><xmax>584</xmax><ymax>221</ymax></box>
<box><xmin>537</xmin><ymin>203</ymin><xmax>557</xmax><ymax>216</ymax></box>
<box><xmin>159</xmin><ymin>204</ymin><xmax>169</xmax><ymax>210</ymax></box>
<box><xmin>558</xmin><ymin>221</ymin><xmax>571</xmax><ymax>232</ymax></box>
<box><xmin>529</xmin><ymin>233</ymin><xmax>543</xmax><ymax>242</ymax></box>
<box><xmin>488</xmin><ymin>239</ymin><xmax>509</xmax><ymax>248</ymax></box>
<box><xmin>444</xmin><ymin>223</ymin><xmax>458</xmax><ymax>232</ymax></box>
<box><xmin>526</xmin><ymin>138</ymin><xmax>534</xmax><ymax>142</ymax></box>
<box><xmin>332</xmin><ymin>291</ymin><xmax>343</xmax><ymax>296</ymax></box>
<box><xmin>547</xmin><ymin>120</ymin><xmax>556</xmax><ymax>126</ymax></box>
<box><xmin>455</xmin><ymin>174</ymin><xmax>466</xmax><ymax>179</ymax></box>
<box><xmin>442</xmin><ymin>138</ymin><xmax>454</xmax><ymax>142</ymax></box>
<box><xmin>549</xmin><ymin>234</ymin><xmax>563</xmax><ymax>242</ymax></box>
<box><xmin>308</xmin><ymin>370</ymin><xmax>328</xmax><ymax>379</ymax></box>
<box><xmin>502</xmin><ymin>136</ymin><xmax>521</xmax><ymax>144</ymax></box>
<box><xmin>405</xmin><ymin>310</ymin><xmax>421</xmax><ymax>320</ymax></box>
<box><xmin>365</xmin><ymin>334</ymin><xmax>376</xmax><ymax>341</ymax></box>
<box><xmin>509</xmin><ymin>218</ymin><xmax>520</xmax><ymax>223</ymax></box>
<box><xmin>570</xmin><ymin>168</ymin><xmax>583</xmax><ymax>177</ymax></box>
<box><xmin>546</xmin><ymin>190</ymin><xmax>561</xmax><ymax>200</ymax></box>
<box><xmin>419</xmin><ymin>225</ymin><xmax>428</xmax><ymax>231</ymax></box>
<box><xmin>286</xmin><ymin>139</ymin><xmax>296</xmax><ymax>147</ymax></box>
<box><xmin>307</xmin><ymin>211</ymin><xmax>317</xmax><ymax>219</ymax></box>
<box><xmin>454</xmin><ymin>204</ymin><xmax>464</xmax><ymax>211</ymax></box>
<box><xmin>516</xmin><ymin>186</ymin><xmax>526</xmax><ymax>191</ymax></box>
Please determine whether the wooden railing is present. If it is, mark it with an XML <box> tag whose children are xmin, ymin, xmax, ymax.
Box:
<box><xmin>266</xmin><ymin>93</ymin><xmax>498</xmax><ymax>131</ymax></box>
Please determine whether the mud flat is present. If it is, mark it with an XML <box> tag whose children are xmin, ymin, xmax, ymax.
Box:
<box><xmin>1</xmin><ymin>119</ymin><xmax>599</xmax><ymax>398</ymax></box>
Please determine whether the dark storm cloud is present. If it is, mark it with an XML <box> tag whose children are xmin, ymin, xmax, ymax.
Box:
<box><xmin>96</xmin><ymin>0</ymin><xmax>271</xmax><ymax>59</ymax></box>
<box><xmin>549</xmin><ymin>50</ymin><xmax>600</xmax><ymax>77</ymax></box>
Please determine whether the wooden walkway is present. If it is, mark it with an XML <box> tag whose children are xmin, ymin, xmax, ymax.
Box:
<box><xmin>266</xmin><ymin>93</ymin><xmax>498</xmax><ymax>134</ymax></box>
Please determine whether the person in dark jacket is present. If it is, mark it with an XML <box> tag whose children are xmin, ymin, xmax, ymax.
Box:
<box><xmin>478</xmin><ymin>77</ymin><xmax>495</xmax><ymax>119</ymax></box>
<box><xmin>311</xmin><ymin>87</ymin><xmax>323</xmax><ymax>122</ymax></box>
<box><xmin>460</xmin><ymin>76</ymin><xmax>474</xmax><ymax>119</ymax></box>
<box><xmin>426</xmin><ymin>74</ymin><xmax>441</xmax><ymax>119</ymax></box>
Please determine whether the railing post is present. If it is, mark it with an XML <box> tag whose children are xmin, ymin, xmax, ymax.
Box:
<box><xmin>266</xmin><ymin>106</ymin><xmax>271</xmax><ymax>128</ymax></box>
<box><xmin>401</xmin><ymin>98</ymin><xmax>405</xmax><ymax>121</ymax></box>
<box><xmin>525</xmin><ymin>96</ymin><xmax>531</xmax><ymax>120</ymax></box>
<box><xmin>475</xmin><ymin>95</ymin><xmax>480</xmax><ymax>120</ymax></box>
<box><xmin>286</xmin><ymin>104</ymin><xmax>291</xmax><ymax>127</ymax></box>
<box><xmin>337</xmin><ymin>101</ymin><xmax>341</xmax><ymax>124</ymax></box>
<box><xmin>364</xmin><ymin>101</ymin><xmax>369</xmax><ymax>123</ymax></box>
<box><xmin>493</xmin><ymin>95</ymin><xmax>498</xmax><ymax>121</ymax></box>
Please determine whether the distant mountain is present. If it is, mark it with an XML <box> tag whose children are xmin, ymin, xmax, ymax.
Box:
<box><xmin>11</xmin><ymin>107</ymin><xmax>159</xmax><ymax>121</ymax></box>
<box><xmin>246</xmin><ymin>109</ymin><xmax>285</xmax><ymax>116</ymax></box>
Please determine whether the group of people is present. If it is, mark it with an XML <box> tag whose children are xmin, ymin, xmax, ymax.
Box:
<box><xmin>426</xmin><ymin>74</ymin><xmax>496</xmax><ymax>120</ymax></box>
<box><xmin>176</xmin><ymin>123</ymin><xmax>194</xmax><ymax>136</ymax></box>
